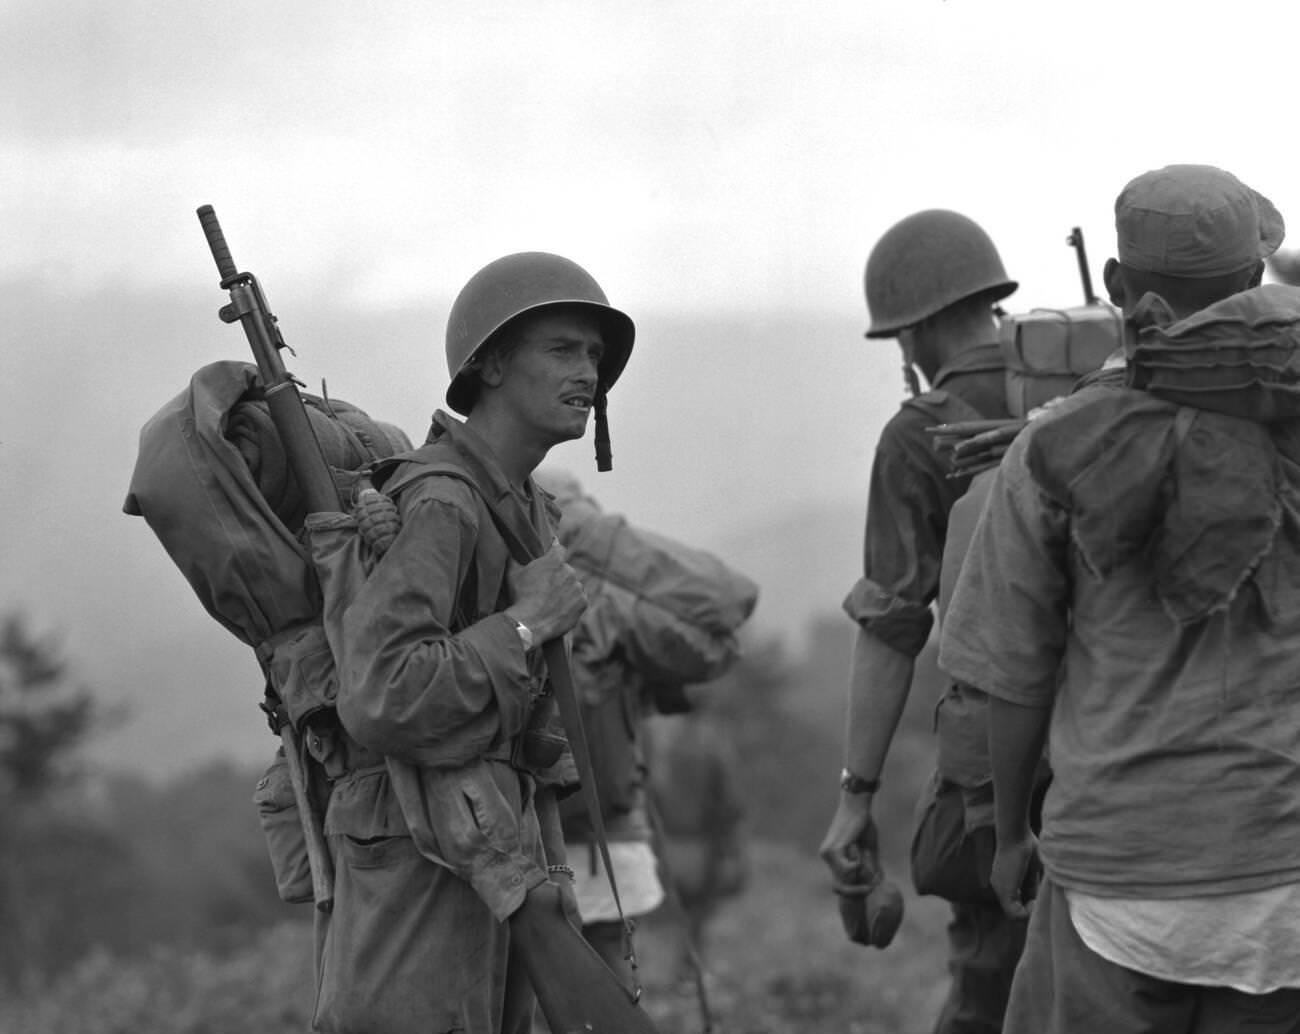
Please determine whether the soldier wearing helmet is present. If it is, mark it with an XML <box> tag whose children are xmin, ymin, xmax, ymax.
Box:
<box><xmin>444</xmin><ymin>252</ymin><xmax>634</xmax><ymax>470</ymax></box>
<box><xmin>819</xmin><ymin>210</ymin><xmax>1024</xmax><ymax>1034</ymax></box>
<box><xmin>314</xmin><ymin>253</ymin><xmax>635</xmax><ymax>1034</ymax></box>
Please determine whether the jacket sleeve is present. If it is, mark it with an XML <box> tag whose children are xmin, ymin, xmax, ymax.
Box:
<box><xmin>843</xmin><ymin>409</ymin><xmax>960</xmax><ymax>657</ymax></box>
<box><xmin>938</xmin><ymin>429</ymin><xmax>1071</xmax><ymax>706</ymax></box>
<box><xmin>334</xmin><ymin>481</ymin><xmax>535</xmax><ymax>768</ymax></box>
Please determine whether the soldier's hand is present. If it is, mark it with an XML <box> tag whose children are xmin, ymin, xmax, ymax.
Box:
<box><xmin>991</xmin><ymin>830</ymin><xmax>1040</xmax><ymax>919</ymax></box>
<box><xmin>506</xmin><ymin>543</ymin><xmax>588</xmax><ymax>644</ymax></box>
<box><xmin>523</xmin><ymin>875</ymin><xmax>581</xmax><ymax>931</ymax></box>
<box><xmin>555</xmin><ymin>873</ymin><xmax>582</xmax><ymax>930</ymax></box>
<box><xmin>819</xmin><ymin>794</ymin><xmax>880</xmax><ymax>889</ymax></box>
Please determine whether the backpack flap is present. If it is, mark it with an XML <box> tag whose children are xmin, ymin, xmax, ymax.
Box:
<box><xmin>124</xmin><ymin>361</ymin><xmax>322</xmax><ymax>647</ymax></box>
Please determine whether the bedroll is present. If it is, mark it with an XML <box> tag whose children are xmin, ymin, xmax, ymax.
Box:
<box><xmin>537</xmin><ymin>470</ymin><xmax>760</xmax><ymax>688</ymax></box>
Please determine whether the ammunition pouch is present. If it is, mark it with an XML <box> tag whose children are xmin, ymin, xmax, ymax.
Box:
<box><xmin>253</xmin><ymin>748</ymin><xmax>314</xmax><ymax>904</ymax></box>
<box><xmin>910</xmin><ymin>768</ymin><xmax>1049</xmax><ymax>907</ymax></box>
<box><xmin>910</xmin><ymin>774</ymin><xmax>1000</xmax><ymax>906</ymax></box>
<box><xmin>257</xmin><ymin>622</ymin><xmax>338</xmax><ymax>731</ymax></box>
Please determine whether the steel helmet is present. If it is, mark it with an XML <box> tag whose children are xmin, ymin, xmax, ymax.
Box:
<box><xmin>444</xmin><ymin>251</ymin><xmax>635</xmax><ymax>416</ymax></box>
<box><xmin>864</xmin><ymin>210</ymin><xmax>1018</xmax><ymax>338</ymax></box>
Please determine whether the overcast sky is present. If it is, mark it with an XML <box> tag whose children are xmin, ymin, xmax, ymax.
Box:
<box><xmin>3</xmin><ymin>0</ymin><xmax>1297</xmax><ymax>774</ymax></box>
<box><xmin>9</xmin><ymin>0</ymin><xmax>1296</xmax><ymax>310</ymax></box>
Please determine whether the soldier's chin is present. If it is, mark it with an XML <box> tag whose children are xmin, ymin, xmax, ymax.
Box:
<box><xmin>543</xmin><ymin>411</ymin><xmax>590</xmax><ymax>447</ymax></box>
<box><xmin>560</xmin><ymin>409</ymin><xmax>592</xmax><ymax>439</ymax></box>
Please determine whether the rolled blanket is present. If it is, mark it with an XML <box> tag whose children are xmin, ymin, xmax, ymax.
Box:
<box><xmin>227</xmin><ymin>391</ymin><xmax>412</xmax><ymax>531</ymax></box>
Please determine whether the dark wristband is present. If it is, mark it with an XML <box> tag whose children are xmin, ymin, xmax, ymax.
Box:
<box><xmin>840</xmin><ymin>768</ymin><xmax>881</xmax><ymax>794</ymax></box>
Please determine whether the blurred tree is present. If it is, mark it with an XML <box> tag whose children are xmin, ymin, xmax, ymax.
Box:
<box><xmin>684</xmin><ymin>630</ymin><xmax>837</xmax><ymax>849</ymax></box>
<box><xmin>687</xmin><ymin>617</ymin><xmax>940</xmax><ymax>871</ymax></box>
<box><xmin>0</xmin><ymin>612</ymin><xmax>299</xmax><ymax>989</ymax></box>
<box><xmin>103</xmin><ymin>760</ymin><xmax>301</xmax><ymax>950</ymax></box>
<box><xmin>0</xmin><ymin>610</ymin><xmax>130</xmax><ymax>989</ymax></box>
<box><xmin>0</xmin><ymin>612</ymin><xmax>101</xmax><ymax>800</ymax></box>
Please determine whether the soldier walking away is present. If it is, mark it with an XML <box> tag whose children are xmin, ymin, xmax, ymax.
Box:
<box><xmin>941</xmin><ymin>163</ymin><xmax>1300</xmax><ymax>1034</ymax></box>
<box><xmin>818</xmin><ymin>209</ymin><xmax>1025</xmax><ymax>1034</ymax></box>
<box><xmin>312</xmin><ymin>252</ymin><xmax>635</xmax><ymax>1034</ymax></box>
<box><xmin>647</xmin><ymin>707</ymin><xmax>749</xmax><ymax>977</ymax></box>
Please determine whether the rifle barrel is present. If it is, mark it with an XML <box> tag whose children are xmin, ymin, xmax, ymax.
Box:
<box><xmin>1067</xmin><ymin>226</ymin><xmax>1098</xmax><ymax>306</ymax></box>
<box><xmin>195</xmin><ymin>206</ymin><xmax>340</xmax><ymax>515</ymax></box>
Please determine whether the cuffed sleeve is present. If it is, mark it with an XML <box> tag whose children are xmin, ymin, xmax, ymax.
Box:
<box><xmin>841</xmin><ymin>576</ymin><xmax>934</xmax><ymax>657</ymax></box>
<box><xmin>843</xmin><ymin>409</ymin><xmax>960</xmax><ymax>657</ymax></box>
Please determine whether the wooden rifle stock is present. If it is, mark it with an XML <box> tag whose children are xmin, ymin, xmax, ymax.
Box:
<box><xmin>509</xmin><ymin>886</ymin><xmax>660</xmax><ymax>1034</ymax></box>
<box><xmin>196</xmin><ymin>205</ymin><xmax>338</xmax><ymax>912</ymax></box>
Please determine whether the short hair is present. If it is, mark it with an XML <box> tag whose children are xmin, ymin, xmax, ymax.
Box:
<box><xmin>912</xmin><ymin>286</ymin><xmax>1006</xmax><ymax>332</ymax></box>
<box><xmin>1118</xmin><ymin>262</ymin><xmax>1260</xmax><ymax>317</ymax></box>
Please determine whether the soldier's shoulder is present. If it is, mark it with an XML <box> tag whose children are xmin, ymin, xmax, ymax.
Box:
<box><xmin>384</xmin><ymin>450</ymin><xmax>479</xmax><ymax>514</ymax></box>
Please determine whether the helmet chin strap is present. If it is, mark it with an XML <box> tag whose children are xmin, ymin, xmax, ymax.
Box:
<box><xmin>902</xmin><ymin>362</ymin><xmax>922</xmax><ymax>398</ymax></box>
<box><xmin>593</xmin><ymin>389</ymin><xmax>612</xmax><ymax>471</ymax></box>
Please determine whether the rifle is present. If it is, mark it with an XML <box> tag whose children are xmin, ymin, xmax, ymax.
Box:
<box><xmin>196</xmin><ymin>205</ymin><xmax>337</xmax><ymax>913</ymax></box>
<box><xmin>1066</xmin><ymin>226</ymin><xmax>1099</xmax><ymax>305</ymax></box>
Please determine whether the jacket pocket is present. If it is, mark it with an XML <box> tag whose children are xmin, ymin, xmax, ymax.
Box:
<box><xmin>908</xmin><ymin>772</ymin><xmax>998</xmax><ymax>907</ymax></box>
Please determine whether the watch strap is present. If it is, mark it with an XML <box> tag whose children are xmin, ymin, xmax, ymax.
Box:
<box><xmin>840</xmin><ymin>768</ymin><xmax>880</xmax><ymax>794</ymax></box>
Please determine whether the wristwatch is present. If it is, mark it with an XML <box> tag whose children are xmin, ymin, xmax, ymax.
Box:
<box><xmin>840</xmin><ymin>767</ymin><xmax>880</xmax><ymax>795</ymax></box>
<box><xmin>513</xmin><ymin>619</ymin><xmax>535</xmax><ymax>652</ymax></box>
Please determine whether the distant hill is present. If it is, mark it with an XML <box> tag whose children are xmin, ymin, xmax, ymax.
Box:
<box><xmin>2</xmin><ymin>279</ymin><xmax>899</xmax><ymax>780</ymax></box>
<box><xmin>713</xmin><ymin>496</ymin><xmax>864</xmax><ymax>649</ymax></box>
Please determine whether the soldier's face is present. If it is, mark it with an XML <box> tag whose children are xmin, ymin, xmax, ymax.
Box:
<box><xmin>495</xmin><ymin>309</ymin><xmax>605</xmax><ymax>446</ymax></box>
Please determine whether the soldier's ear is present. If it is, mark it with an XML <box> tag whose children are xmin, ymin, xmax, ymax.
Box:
<box><xmin>1247</xmin><ymin>259</ymin><xmax>1265</xmax><ymax>289</ymax></box>
<box><xmin>478</xmin><ymin>350</ymin><xmax>507</xmax><ymax>389</ymax></box>
<box><xmin>1102</xmin><ymin>258</ymin><xmax>1126</xmax><ymax>309</ymax></box>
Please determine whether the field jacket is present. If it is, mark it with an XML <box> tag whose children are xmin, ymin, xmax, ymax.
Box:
<box><xmin>328</xmin><ymin>411</ymin><xmax>574</xmax><ymax>919</ymax></box>
<box><xmin>941</xmin><ymin>286</ymin><xmax>1300</xmax><ymax>897</ymax></box>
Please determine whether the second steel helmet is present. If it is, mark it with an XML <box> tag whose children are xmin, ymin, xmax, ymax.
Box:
<box><xmin>444</xmin><ymin>251</ymin><xmax>635</xmax><ymax>416</ymax></box>
<box><xmin>864</xmin><ymin>210</ymin><xmax>1018</xmax><ymax>338</ymax></box>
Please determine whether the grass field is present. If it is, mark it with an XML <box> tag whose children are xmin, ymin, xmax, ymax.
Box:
<box><xmin>637</xmin><ymin>839</ymin><xmax>951</xmax><ymax>1034</ymax></box>
<box><xmin>0</xmin><ymin>838</ymin><xmax>953</xmax><ymax>1034</ymax></box>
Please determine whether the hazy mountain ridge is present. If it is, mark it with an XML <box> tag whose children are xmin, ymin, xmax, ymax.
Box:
<box><xmin>712</xmin><ymin>495</ymin><xmax>865</xmax><ymax>646</ymax></box>
<box><xmin>3</xmin><ymin>280</ymin><xmax>894</xmax><ymax>780</ymax></box>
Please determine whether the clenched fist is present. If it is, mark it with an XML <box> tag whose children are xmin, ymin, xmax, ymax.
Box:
<box><xmin>505</xmin><ymin>542</ymin><xmax>588</xmax><ymax>644</ymax></box>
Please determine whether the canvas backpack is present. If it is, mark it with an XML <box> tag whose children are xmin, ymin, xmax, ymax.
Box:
<box><xmin>998</xmin><ymin>302</ymin><xmax>1123</xmax><ymax>417</ymax></box>
<box><xmin>125</xmin><ymin>360</ymin><xmax>415</xmax><ymax>903</ymax></box>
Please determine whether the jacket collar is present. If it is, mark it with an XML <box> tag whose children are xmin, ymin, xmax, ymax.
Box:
<box><xmin>425</xmin><ymin>411</ymin><xmax>554</xmax><ymax>544</ymax></box>
<box><xmin>931</xmin><ymin>341</ymin><xmax>1004</xmax><ymax>390</ymax></box>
